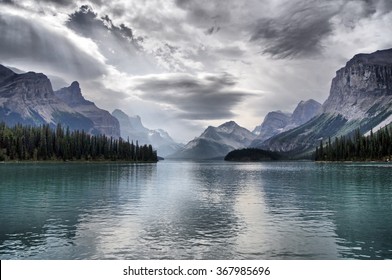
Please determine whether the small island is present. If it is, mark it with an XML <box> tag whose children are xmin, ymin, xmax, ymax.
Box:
<box><xmin>224</xmin><ymin>148</ymin><xmax>282</xmax><ymax>162</ymax></box>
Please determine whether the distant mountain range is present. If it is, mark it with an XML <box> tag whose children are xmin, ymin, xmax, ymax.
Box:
<box><xmin>0</xmin><ymin>64</ymin><xmax>120</xmax><ymax>137</ymax></box>
<box><xmin>169</xmin><ymin>48</ymin><xmax>392</xmax><ymax>159</ymax></box>
<box><xmin>257</xmin><ymin>48</ymin><xmax>392</xmax><ymax>156</ymax></box>
<box><xmin>168</xmin><ymin>99</ymin><xmax>321</xmax><ymax>160</ymax></box>
<box><xmin>251</xmin><ymin>99</ymin><xmax>321</xmax><ymax>146</ymax></box>
<box><xmin>2</xmin><ymin>48</ymin><xmax>392</xmax><ymax>160</ymax></box>
<box><xmin>0</xmin><ymin>64</ymin><xmax>180</xmax><ymax>156</ymax></box>
<box><xmin>168</xmin><ymin>121</ymin><xmax>256</xmax><ymax>159</ymax></box>
<box><xmin>112</xmin><ymin>109</ymin><xmax>183</xmax><ymax>157</ymax></box>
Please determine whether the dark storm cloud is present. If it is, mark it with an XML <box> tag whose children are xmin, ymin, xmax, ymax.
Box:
<box><xmin>0</xmin><ymin>12</ymin><xmax>107</xmax><ymax>80</ymax></box>
<box><xmin>36</xmin><ymin>0</ymin><xmax>73</xmax><ymax>6</ymax></box>
<box><xmin>250</xmin><ymin>0</ymin><xmax>392</xmax><ymax>59</ymax></box>
<box><xmin>0</xmin><ymin>0</ymin><xmax>14</xmax><ymax>4</ymax></box>
<box><xmin>250</xmin><ymin>2</ymin><xmax>338</xmax><ymax>58</ymax></box>
<box><xmin>134</xmin><ymin>73</ymin><xmax>251</xmax><ymax>120</ymax></box>
<box><xmin>66</xmin><ymin>5</ymin><xmax>156</xmax><ymax>74</ymax></box>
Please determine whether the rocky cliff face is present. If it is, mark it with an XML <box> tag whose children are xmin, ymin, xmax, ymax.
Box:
<box><xmin>291</xmin><ymin>99</ymin><xmax>322</xmax><ymax>126</ymax></box>
<box><xmin>252</xmin><ymin>111</ymin><xmax>291</xmax><ymax>142</ymax></box>
<box><xmin>0</xmin><ymin>64</ymin><xmax>120</xmax><ymax>137</ymax></box>
<box><xmin>323</xmin><ymin>49</ymin><xmax>392</xmax><ymax>120</ymax></box>
<box><xmin>0</xmin><ymin>65</ymin><xmax>93</xmax><ymax>129</ymax></box>
<box><xmin>55</xmin><ymin>82</ymin><xmax>120</xmax><ymax>137</ymax></box>
<box><xmin>112</xmin><ymin>109</ymin><xmax>183</xmax><ymax>157</ymax></box>
<box><xmin>258</xmin><ymin>48</ymin><xmax>392</xmax><ymax>155</ymax></box>
<box><xmin>169</xmin><ymin>121</ymin><xmax>256</xmax><ymax>159</ymax></box>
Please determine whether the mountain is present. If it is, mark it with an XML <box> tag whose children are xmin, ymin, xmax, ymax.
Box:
<box><xmin>252</xmin><ymin>111</ymin><xmax>291</xmax><ymax>137</ymax></box>
<box><xmin>251</xmin><ymin>99</ymin><xmax>321</xmax><ymax>146</ymax></box>
<box><xmin>257</xmin><ymin>48</ymin><xmax>392</xmax><ymax>155</ymax></box>
<box><xmin>0</xmin><ymin>65</ymin><xmax>93</xmax><ymax>130</ymax></box>
<box><xmin>55</xmin><ymin>82</ymin><xmax>120</xmax><ymax>137</ymax></box>
<box><xmin>0</xmin><ymin>64</ymin><xmax>119</xmax><ymax>137</ymax></box>
<box><xmin>112</xmin><ymin>109</ymin><xmax>183</xmax><ymax>157</ymax></box>
<box><xmin>291</xmin><ymin>99</ymin><xmax>322</xmax><ymax>126</ymax></box>
<box><xmin>169</xmin><ymin>121</ymin><xmax>256</xmax><ymax>159</ymax></box>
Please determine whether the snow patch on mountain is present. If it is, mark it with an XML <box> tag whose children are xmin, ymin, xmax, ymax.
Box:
<box><xmin>364</xmin><ymin>115</ymin><xmax>392</xmax><ymax>136</ymax></box>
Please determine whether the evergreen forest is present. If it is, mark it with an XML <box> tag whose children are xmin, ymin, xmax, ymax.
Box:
<box><xmin>0</xmin><ymin>122</ymin><xmax>158</xmax><ymax>162</ymax></box>
<box><xmin>314</xmin><ymin>126</ymin><xmax>392</xmax><ymax>161</ymax></box>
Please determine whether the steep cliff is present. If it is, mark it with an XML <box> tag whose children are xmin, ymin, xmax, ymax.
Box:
<box><xmin>258</xmin><ymin>48</ymin><xmax>392</xmax><ymax>155</ymax></box>
<box><xmin>0</xmin><ymin>65</ymin><xmax>93</xmax><ymax>130</ymax></box>
<box><xmin>55</xmin><ymin>82</ymin><xmax>120</xmax><ymax>137</ymax></box>
<box><xmin>323</xmin><ymin>49</ymin><xmax>392</xmax><ymax>119</ymax></box>
<box><xmin>0</xmin><ymin>64</ymin><xmax>120</xmax><ymax>137</ymax></box>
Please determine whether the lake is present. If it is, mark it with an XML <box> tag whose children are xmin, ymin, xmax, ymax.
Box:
<box><xmin>0</xmin><ymin>160</ymin><xmax>391</xmax><ymax>259</ymax></box>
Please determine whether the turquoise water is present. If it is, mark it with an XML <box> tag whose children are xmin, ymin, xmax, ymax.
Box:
<box><xmin>0</xmin><ymin>161</ymin><xmax>391</xmax><ymax>259</ymax></box>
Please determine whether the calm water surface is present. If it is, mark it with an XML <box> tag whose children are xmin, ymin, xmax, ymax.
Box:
<box><xmin>0</xmin><ymin>161</ymin><xmax>391</xmax><ymax>259</ymax></box>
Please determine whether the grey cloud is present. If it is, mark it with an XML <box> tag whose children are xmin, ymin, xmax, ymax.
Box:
<box><xmin>205</xmin><ymin>26</ymin><xmax>220</xmax><ymax>35</ymax></box>
<box><xmin>0</xmin><ymin>12</ymin><xmax>107</xmax><ymax>80</ymax></box>
<box><xmin>36</xmin><ymin>0</ymin><xmax>73</xmax><ymax>6</ymax></box>
<box><xmin>249</xmin><ymin>0</ymin><xmax>392</xmax><ymax>59</ymax></box>
<box><xmin>66</xmin><ymin>5</ymin><xmax>157</xmax><ymax>75</ymax></box>
<box><xmin>215</xmin><ymin>46</ymin><xmax>244</xmax><ymax>58</ymax></box>
<box><xmin>250</xmin><ymin>2</ymin><xmax>338</xmax><ymax>58</ymax></box>
<box><xmin>175</xmin><ymin>0</ymin><xmax>232</xmax><ymax>29</ymax></box>
<box><xmin>0</xmin><ymin>0</ymin><xmax>14</xmax><ymax>4</ymax></box>
<box><xmin>134</xmin><ymin>73</ymin><xmax>250</xmax><ymax>120</ymax></box>
<box><xmin>357</xmin><ymin>0</ymin><xmax>392</xmax><ymax>15</ymax></box>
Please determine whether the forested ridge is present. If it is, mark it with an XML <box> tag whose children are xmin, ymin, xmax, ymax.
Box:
<box><xmin>314</xmin><ymin>125</ymin><xmax>392</xmax><ymax>161</ymax></box>
<box><xmin>0</xmin><ymin>122</ymin><xmax>157</xmax><ymax>162</ymax></box>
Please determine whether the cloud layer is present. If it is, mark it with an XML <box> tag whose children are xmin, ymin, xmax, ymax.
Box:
<box><xmin>132</xmin><ymin>72</ymin><xmax>252</xmax><ymax>120</ymax></box>
<box><xmin>1</xmin><ymin>0</ymin><xmax>392</xmax><ymax>142</ymax></box>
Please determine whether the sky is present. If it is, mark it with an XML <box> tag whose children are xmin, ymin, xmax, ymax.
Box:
<box><xmin>1</xmin><ymin>0</ymin><xmax>392</xmax><ymax>143</ymax></box>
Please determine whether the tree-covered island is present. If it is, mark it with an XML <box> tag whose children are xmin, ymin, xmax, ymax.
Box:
<box><xmin>224</xmin><ymin>148</ymin><xmax>282</xmax><ymax>161</ymax></box>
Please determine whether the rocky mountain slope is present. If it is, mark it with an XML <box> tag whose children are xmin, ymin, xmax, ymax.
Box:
<box><xmin>251</xmin><ymin>99</ymin><xmax>321</xmax><ymax>146</ymax></box>
<box><xmin>169</xmin><ymin>121</ymin><xmax>256</xmax><ymax>159</ymax></box>
<box><xmin>258</xmin><ymin>48</ymin><xmax>392</xmax><ymax>155</ymax></box>
<box><xmin>0</xmin><ymin>64</ymin><xmax>120</xmax><ymax>137</ymax></box>
<box><xmin>112</xmin><ymin>109</ymin><xmax>183</xmax><ymax>157</ymax></box>
<box><xmin>55</xmin><ymin>82</ymin><xmax>120</xmax><ymax>137</ymax></box>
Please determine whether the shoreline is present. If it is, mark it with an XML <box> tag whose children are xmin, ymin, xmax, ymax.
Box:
<box><xmin>315</xmin><ymin>160</ymin><xmax>391</xmax><ymax>163</ymax></box>
<box><xmin>0</xmin><ymin>159</ymin><xmax>158</xmax><ymax>164</ymax></box>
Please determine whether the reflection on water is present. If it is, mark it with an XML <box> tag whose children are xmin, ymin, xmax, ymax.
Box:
<box><xmin>0</xmin><ymin>161</ymin><xmax>392</xmax><ymax>259</ymax></box>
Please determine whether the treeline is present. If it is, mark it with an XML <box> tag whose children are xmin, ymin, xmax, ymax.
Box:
<box><xmin>0</xmin><ymin>122</ymin><xmax>157</xmax><ymax>162</ymax></box>
<box><xmin>314</xmin><ymin>126</ymin><xmax>392</xmax><ymax>161</ymax></box>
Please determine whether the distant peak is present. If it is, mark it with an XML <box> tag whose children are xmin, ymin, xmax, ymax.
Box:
<box><xmin>347</xmin><ymin>48</ymin><xmax>392</xmax><ymax>67</ymax></box>
<box><xmin>220</xmin><ymin>120</ymin><xmax>237</xmax><ymax>127</ymax></box>
<box><xmin>297</xmin><ymin>99</ymin><xmax>321</xmax><ymax>107</ymax></box>
<box><xmin>66</xmin><ymin>81</ymin><xmax>82</xmax><ymax>96</ymax></box>
<box><xmin>70</xmin><ymin>81</ymin><xmax>80</xmax><ymax>89</ymax></box>
<box><xmin>112</xmin><ymin>109</ymin><xmax>126</xmax><ymax>115</ymax></box>
<box><xmin>0</xmin><ymin>64</ymin><xmax>15</xmax><ymax>80</ymax></box>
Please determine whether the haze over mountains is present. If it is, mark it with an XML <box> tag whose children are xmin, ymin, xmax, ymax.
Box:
<box><xmin>1</xmin><ymin>48</ymin><xmax>392</xmax><ymax>159</ymax></box>
<box><xmin>168</xmin><ymin>121</ymin><xmax>256</xmax><ymax>159</ymax></box>
<box><xmin>112</xmin><ymin>109</ymin><xmax>183</xmax><ymax>157</ymax></box>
